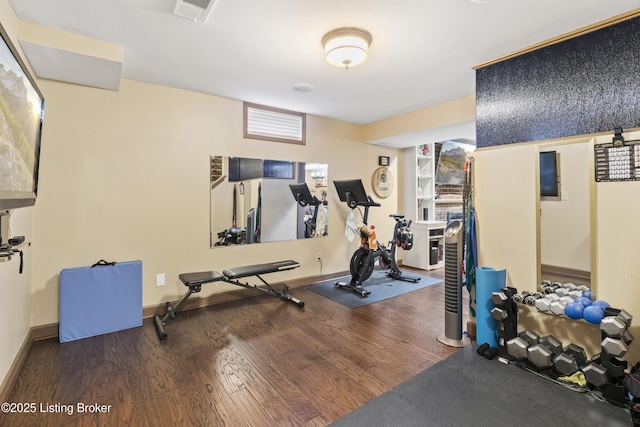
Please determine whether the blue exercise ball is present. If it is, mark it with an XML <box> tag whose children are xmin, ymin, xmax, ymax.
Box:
<box><xmin>577</xmin><ymin>297</ymin><xmax>592</xmax><ymax>307</ymax></box>
<box><xmin>583</xmin><ymin>291</ymin><xmax>592</xmax><ymax>300</ymax></box>
<box><xmin>565</xmin><ymin>303</ymin><xmax>584</xmax><ymax>320</ymax></box>
<box><xmin>592</xmin><ymin>300</ymin><xmax>610</xmax><ymax>311</ymax></box>
<box><xmin>583</xmin><ymin>305</ymin><xmax>604</xmax><ymax>324</ymax></box>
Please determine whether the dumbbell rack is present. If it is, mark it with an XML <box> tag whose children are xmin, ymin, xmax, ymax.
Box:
<box><xmin>600</xmin><ymin>307</ymin><xmax>634</xmax><ymax>407</ymax></box>
<box><xmin>490</xmin><ymin>283</ymin><xmax>639</xmax><ymax>406</ymax></box>
<box><xmin>507</xmin><ymin>290</ymin><xmax>635</xmax><ymax>404</ymax></box>
<box><xmin>490</xmin><ymin>287</ymin><xmax>519</xmax><ymax>359</ymax></box>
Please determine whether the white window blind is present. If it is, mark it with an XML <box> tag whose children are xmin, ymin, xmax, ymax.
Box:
<box><xmin>244</xmin><ymin>102</ymin><xmax>306</xmax><ymax>145</ymax></box>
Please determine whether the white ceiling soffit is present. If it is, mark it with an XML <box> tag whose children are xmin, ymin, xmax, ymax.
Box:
<box><xmin>173</xmin><ymin>0</ymin><xmax>217</xmax><ymax>22</ymax></box>
<box><xmin>17</xmin><ymin>21</ymin><xmax>123</xmax><ymax>91</ymax></box>
<box><xmin>19</xmin><ymin>41</ymin><xmax>122</xmax><ymax>90</ymax></box>
<box><xmin>8</xmin><ymin>1</ymin><xmax>640</xmax><ymax>125</ymax></box>
<box><xmin>368</xmin><ymin>121</ymin><xmax>476</xmax><ymax>149</ymax></box>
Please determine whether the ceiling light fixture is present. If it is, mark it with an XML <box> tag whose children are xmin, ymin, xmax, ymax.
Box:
<box><xmin>293</xmin><ymin>83</ymin><xmax>315</xmax><ymax>92</ymax></box>
<box><xmin>321</xmin><ymin>27</ymin><xmax>372</xmax><ymax>69</ymax></box>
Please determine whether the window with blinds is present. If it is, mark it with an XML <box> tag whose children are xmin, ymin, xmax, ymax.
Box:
<box><xmin>243</xmin><ymin>102</ymin><xmax>306</xmax><ymax>145</ymax></box>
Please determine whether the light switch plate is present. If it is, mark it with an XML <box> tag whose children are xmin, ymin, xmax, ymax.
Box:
<box><xmin>156</xmin><ymin>273</ymin><xmax>165</xmax><ymax>287</ymax></box>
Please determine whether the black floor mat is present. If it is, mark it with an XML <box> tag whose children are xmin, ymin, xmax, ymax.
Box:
<box><xmin>330</xmin><ymin>345</ymin><xmax>631</xmax><ymax>427</ymax></box>
<box><xmin>307</xmin><ymin>270</ymin><xmax>441</xmax><ymax>308</ymax></box>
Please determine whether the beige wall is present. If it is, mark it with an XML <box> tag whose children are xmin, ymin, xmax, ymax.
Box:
<box><xmin>30</xmin><ymin>78</ymin><xmax>403</xmax><ymax>327</ymax></box>
<box><xmin>594</xmin><ymin>131</ymin><xmax>640</xmax><ymax>361</ymax></box>
<box><xmin>0</xmin><ymin>208</ymin><xmax>32</xmax><ymax>389</ymax></box>
<box><xmin>0</xmin><ymin>4</ymin><xmax>474</xmax><ymax>390</ymax></box>
<box><xmin>474</xmin><ymin>131</ymin><xmax>640</xmax><ymax>362</ymax></box>
<box><xmin>361</xmin><ymin>95</ymin><xmax>476</xmax><ymax>142</ymax></box>
<box><xmin>0</xmin><ymin>1</ymin><xmax>33</xmax><ymax>391</ymax></box>
<box><xmin>473</xmin><ymin>143</ymin><xmax>539</xmax><ymax>288</ymax></box>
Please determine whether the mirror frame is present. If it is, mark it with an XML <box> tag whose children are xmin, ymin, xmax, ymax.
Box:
<box><xmin>536</xmin><ymin>136</ymin><xmax>597</xmax><ymax>298</ymax></box>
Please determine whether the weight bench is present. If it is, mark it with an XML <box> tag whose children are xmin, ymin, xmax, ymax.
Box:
<box><xmin>153</xmin><ymin>260</ymin><xmax>304</xmax><ymax>340</ymax></box>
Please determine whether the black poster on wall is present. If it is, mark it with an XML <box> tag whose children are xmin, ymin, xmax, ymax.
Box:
<box><xmin>476</xmin><ymin>17</ymin><xmax>640</xmax><ymax>148</ymax></box>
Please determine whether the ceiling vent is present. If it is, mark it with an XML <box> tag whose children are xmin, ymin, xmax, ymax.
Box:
<box><xmin>173</xmin><ymin>0</ymin><xmax>216</xmax><ymax>23</ymax></box>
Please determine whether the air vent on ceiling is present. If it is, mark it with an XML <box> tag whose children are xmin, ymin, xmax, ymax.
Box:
<box><xmin>173</xmin><ymin>0</ymin><xmax>217</xmax><ymax>23</ymax></box>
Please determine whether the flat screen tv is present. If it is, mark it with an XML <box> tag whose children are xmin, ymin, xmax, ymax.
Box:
<box><xmin>0</xmin><ymin>22</ymin><xmax>44</xmax><ymax>210</ymax></box>
<box><xmin>540</xmin><ymin>151</ymin><xmax>560</xmax><ymax>199</ymax></box>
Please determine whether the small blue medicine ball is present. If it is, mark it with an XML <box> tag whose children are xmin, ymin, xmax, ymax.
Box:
<box><xmin>577</xmin><ymin>297</ymin><xmax>592</xmax><ymax>307</ymax></box>
<box><xmin>583</xmin><ymin>305</ymin><xmax>604</xmax><ymax>324</ymax></box>
<box><xmin>565</xmin><ymin>303</ymin><xmax>584</xmax><ymax>320</ymax></box>
<box><xmin>592</xmin><ymin>300</ymin><xmax>610</xmax><ymax>311</ymax></box>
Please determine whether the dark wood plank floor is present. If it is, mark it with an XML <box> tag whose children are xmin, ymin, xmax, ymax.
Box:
<box><xmin>540</xmin><ymin>267</ymin><xmax>591</xmax><ymax>290</ymax></box>
<box><xmin>1</xmin><ymin>268</ymin><xmax>470</xmax><ymax>427</ymax></box>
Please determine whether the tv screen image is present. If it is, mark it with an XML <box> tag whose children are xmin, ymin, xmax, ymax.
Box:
<box><xmin>0</xmin><ymin>23</ymin><xmax>44</xmax><ymax>210</ymax></box>
<box><xmin>435</xmin><ymin>141</ymin><xmax>475</xmax><ymax>185</ymax></box>
<box><xmin>540</xmin><ymin>151</ymin><xmax>560</xmax><ymax>197</ymax></box>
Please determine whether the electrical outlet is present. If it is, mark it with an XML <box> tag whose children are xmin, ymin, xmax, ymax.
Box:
<box><xmin>316</xmin><ymin>252</ymin><xmax>322</xmax><ymax>262</ymax></box>
<box><xmin>156</xmin><ymin>273</ymin><xmax>165</xmax><ymax>287</ymax></box>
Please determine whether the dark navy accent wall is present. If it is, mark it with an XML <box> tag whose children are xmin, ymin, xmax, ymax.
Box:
<box><xmin>476</xmin><ymin>17</ymin><xmax>640</xmax><ymax>148</ymax></box>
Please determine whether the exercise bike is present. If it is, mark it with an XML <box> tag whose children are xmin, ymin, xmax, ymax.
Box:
<box><xmin>334</xmin><ymin>179</ymin><xmax>420</xmax><ymax>297</ymax></box>
<box><xmin>289</xmin><ymin>183</ymin><xmax>328</xmax><ymax>238</ymax></box>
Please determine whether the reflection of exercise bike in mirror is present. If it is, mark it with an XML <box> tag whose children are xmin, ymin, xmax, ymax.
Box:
<box><xmin>289</xmin><ymin>183</ymin><xmax>328</xmax><ymax>238</ymax></box>
<box><xmin>333</xmin><ymin>179</ymin><xmax>420</xmax><ymax>297</ymax></box>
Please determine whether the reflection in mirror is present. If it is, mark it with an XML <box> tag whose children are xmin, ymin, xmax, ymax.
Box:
<box><xmin>210</xmin><ymin>156</ymin><xmax>328</xmax><ymax>247</ymax></box>
<box><xmin>539</xmin><ymin>143</ymin><xmax>591</xmax><ymax>291</ymax></box>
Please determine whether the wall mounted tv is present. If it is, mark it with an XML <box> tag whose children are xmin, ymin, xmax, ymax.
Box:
<box><xmin>0</xmin><ymin>21</ymin><xmax>44</xmax><ymax>210</ymax></box>
<box><xmin>540</xmin><ymin>151</ymin><xmax>561</xmax><ymax>199</ymax></box>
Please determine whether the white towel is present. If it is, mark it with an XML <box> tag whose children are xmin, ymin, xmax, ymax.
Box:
<box><xmin>345</xmin><ymin>209</ymin><xmax>358</xmax><ymax>242</ymax></box>
<box><xmin>315</xmin><ymin>204</ymin><xmax>328</xmax><ymax>236</ymax></box>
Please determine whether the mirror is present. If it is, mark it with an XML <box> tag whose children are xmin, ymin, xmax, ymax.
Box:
<box><xmin>538</xmin><ymin>142</ymin><xmax>592</xmax><ymax>290</ymax></box>
<box><xmin>210</xmin><ymin>156</ymin><xmax>328</xmax><ymax>247</ymax></box>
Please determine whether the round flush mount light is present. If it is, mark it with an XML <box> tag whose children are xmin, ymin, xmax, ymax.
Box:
<box><xmin>321</xmin><ymin>27</ymin><xmax>372</xmax><ymax>69</ymax></box>
<box><xmin>293</xmin><ymin>83</ymin><xmax>315</xmax><ymax>92</ymax></box>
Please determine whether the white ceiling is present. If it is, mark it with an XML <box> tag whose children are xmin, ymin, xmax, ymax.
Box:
<box><xmin>8</xmin><ymin>0</ymin><xmax>640</xmax><ymax>147</ymax></box>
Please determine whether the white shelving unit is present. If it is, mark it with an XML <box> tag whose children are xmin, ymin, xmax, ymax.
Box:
<box><xmin>401</xmin><ymin>143</ymin><xmax>445</xmax><ymax>270</ymax></box>
<box><xmin>402</xmin><ymin>143</ymin><xmax>435</xmax><ymax>222</ymax></box>
<box><xmin>403</xmin><ymin>221</ymin><xmax>445</xmax><ymax>270</ymax></box>
<box><xmin>416</xmin><ymin>143</ymin><xmax>434</xmax><ymax>222</ymax></box>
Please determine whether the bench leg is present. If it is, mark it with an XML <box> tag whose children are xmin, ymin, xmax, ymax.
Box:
<box><xmin>153</xmin><ymin>285</ymin><xmax>201</xmax><ymax>340</ymax></box>
<box><xmin>227</xmin><ymin>275</ymin><xmax>305</xmax><ymax>308</ymax></box>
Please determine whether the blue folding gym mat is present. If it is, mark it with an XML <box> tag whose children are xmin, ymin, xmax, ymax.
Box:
<box><xmin>59</xmin><ymin>260</ymin><xmax>143</xmax><ymax>343</ymax></box>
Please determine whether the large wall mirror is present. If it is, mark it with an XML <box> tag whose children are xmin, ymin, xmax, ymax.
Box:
<box><xmin>210</xmin><ymin>156</ymin><xmax>328</xmax><ymax>247</ymax></box>
<box><xmin>538</xmin><ymin>141</ymin><xmax>592</xmax><ymax>292</ymax></box>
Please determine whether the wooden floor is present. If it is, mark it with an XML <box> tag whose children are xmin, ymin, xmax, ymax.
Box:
<box><xmin>540</xmin><ymin>266</ymin><xmax>591</xmax><ymax>290</ymax></box>
<box><xmin>1</xmin><ymin>268</ymin><xmax>470</xmax><ymax>427</ymax></box>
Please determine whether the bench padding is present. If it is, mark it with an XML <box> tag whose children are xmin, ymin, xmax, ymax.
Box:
<box><xmin>223</xmin><ymin>260</ymin><xmax>300</xmax><ymax>279</ymax></box>
<box><xmin>179</xmin><ymin>271</ymin><xmax>225</xmax><ymax>286</ymax></box>
<box><xmin>155</xmin><ymin>260</ymin><xmax>303</xmax><ymax>340</ymax></box>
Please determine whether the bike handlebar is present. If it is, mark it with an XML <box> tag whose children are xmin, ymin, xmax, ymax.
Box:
<box><xmin>366</xmin><ymin>196</ymin><xmax>381</xmax><ymax>207</ymax></box>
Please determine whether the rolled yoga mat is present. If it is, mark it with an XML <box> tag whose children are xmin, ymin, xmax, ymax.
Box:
<box><xmin>475</xmin><ymin>266</ymin><xmax>507</xmax><ymax>348</ymax></box>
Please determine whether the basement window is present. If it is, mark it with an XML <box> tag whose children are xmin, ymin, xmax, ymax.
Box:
<box><xmin>243</xmin><ymin>102</ymin><xmax>306</xmax><ymax>145</ymax></box>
